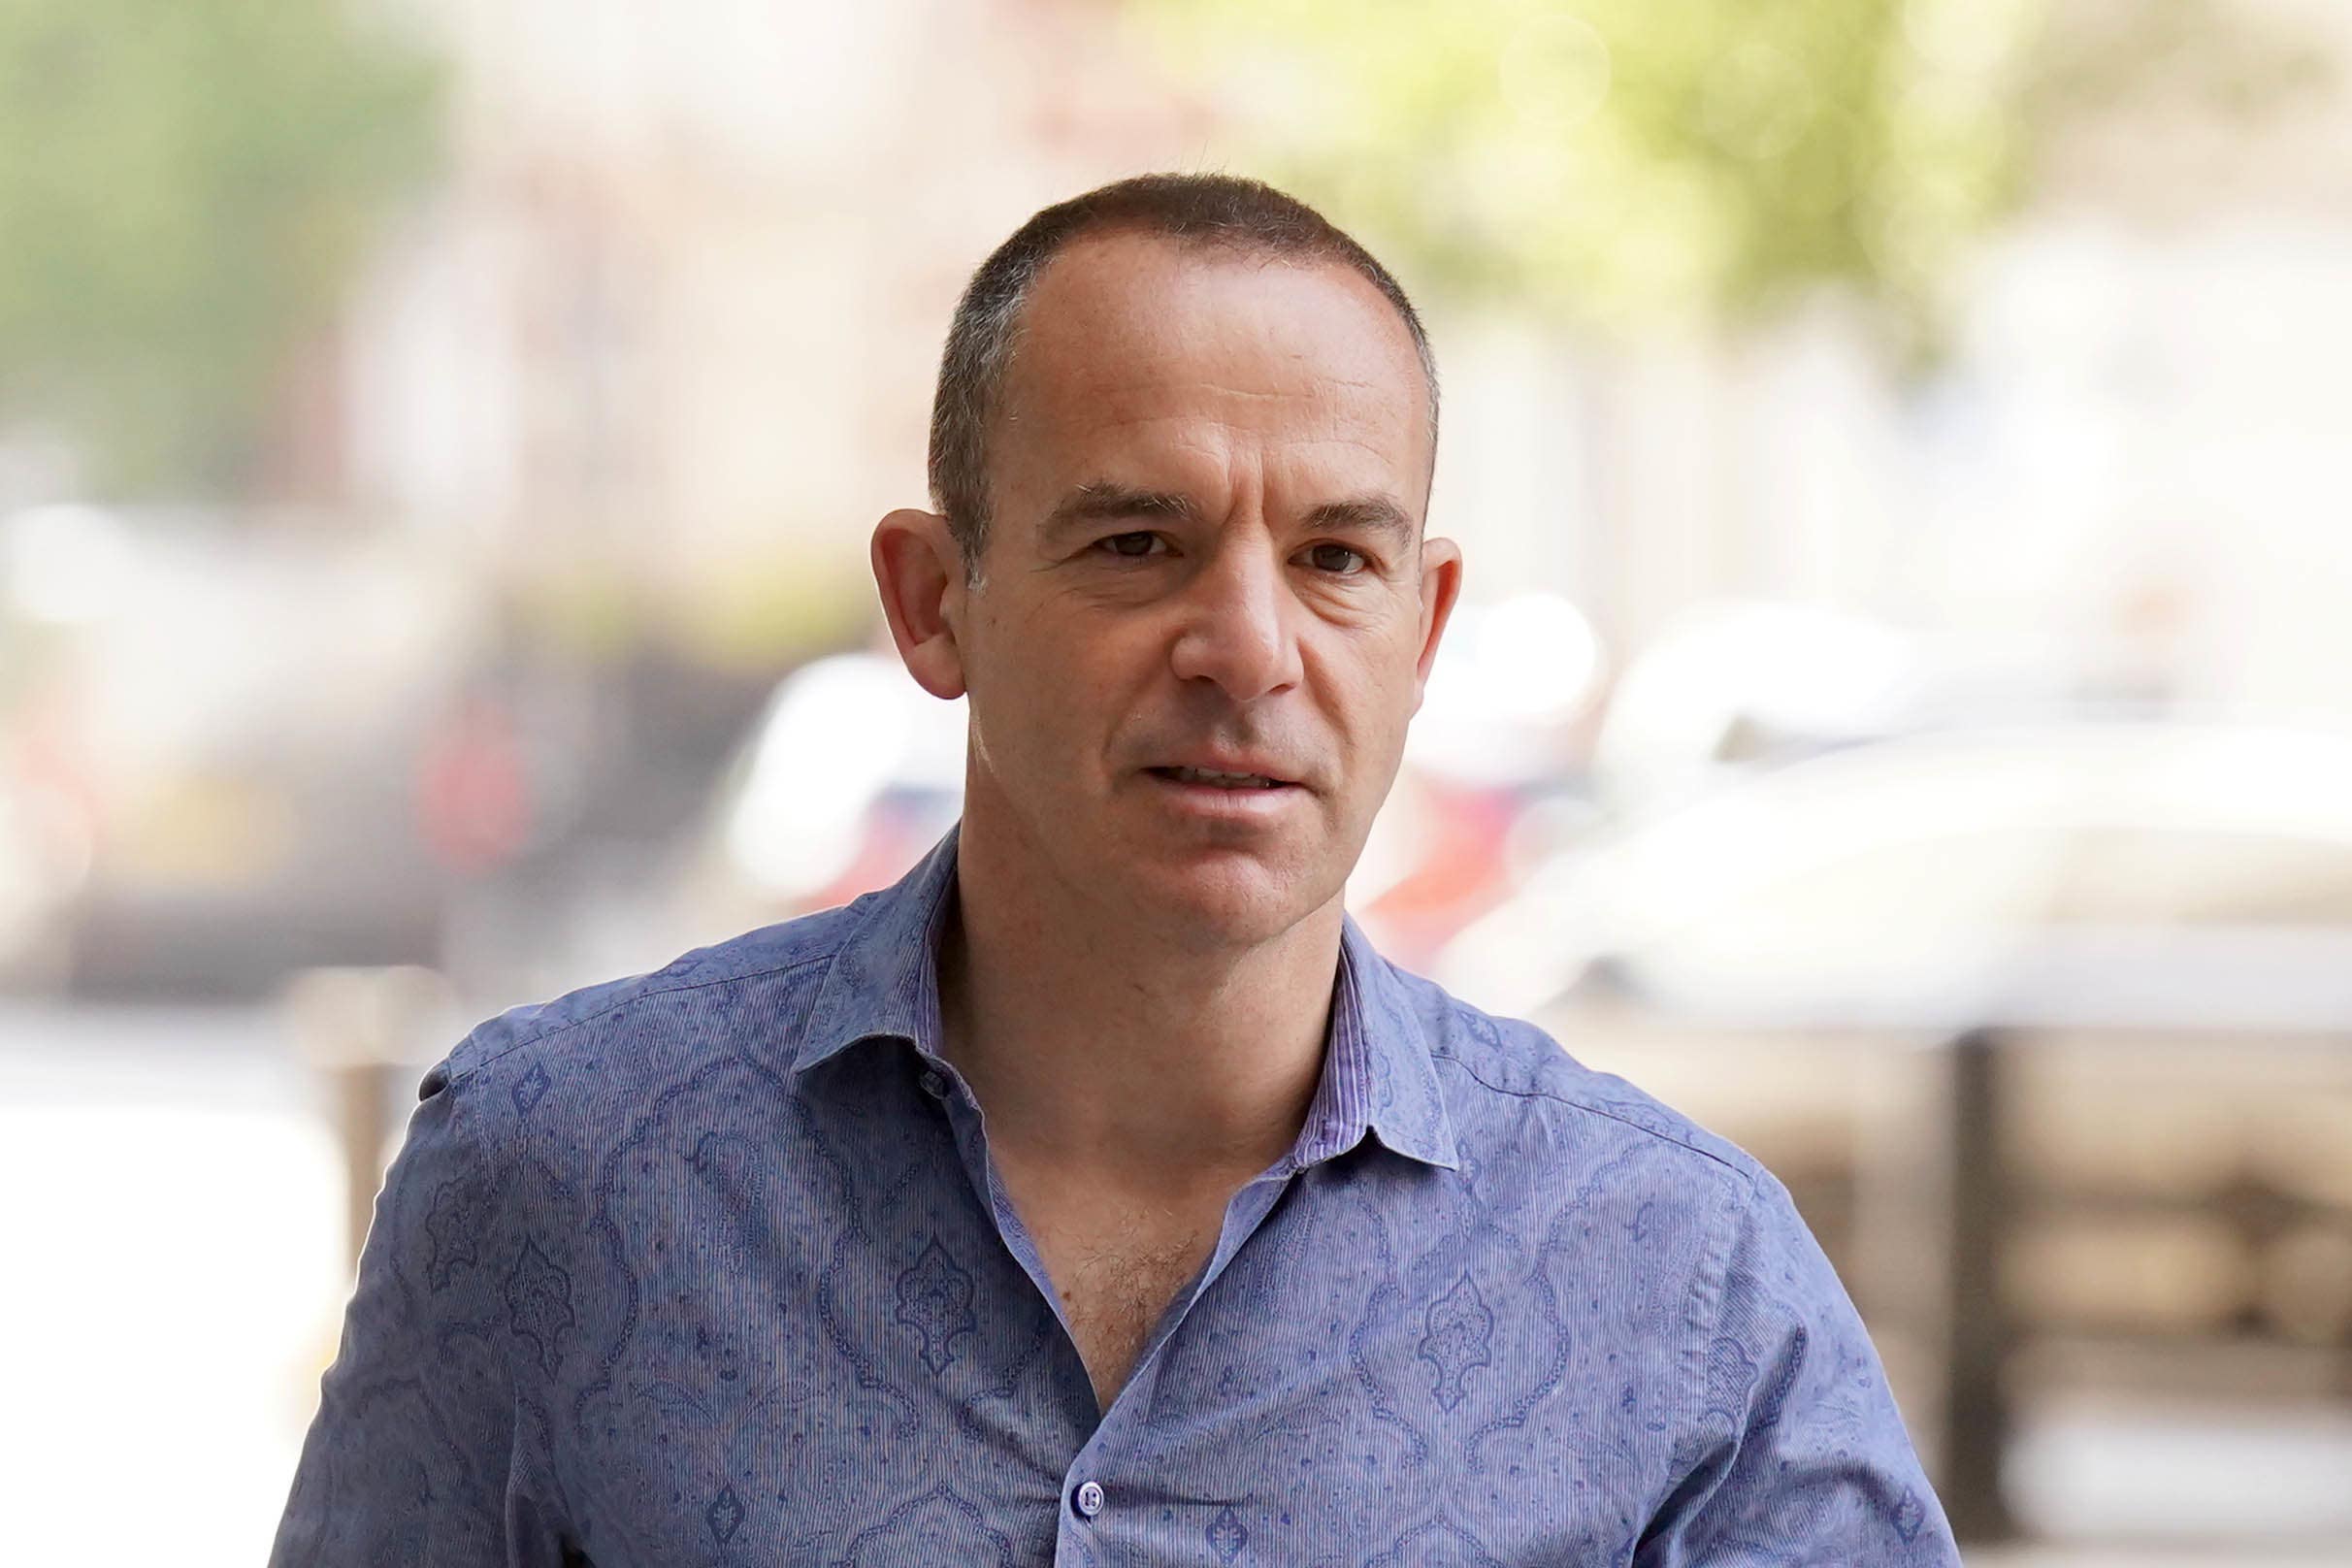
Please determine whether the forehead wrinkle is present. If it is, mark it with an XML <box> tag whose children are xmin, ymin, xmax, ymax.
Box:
<box><xmin>1053</xmin><ymin>414</ymin><xmax>1403</xmax><ymax>464</ymax></box>
<box><xmin>1045</xmin><ymin>373</ymin><xmax>1404</xmax><ymax>422</ymax></box>
<box><xmin>1034</xmin><ymin>419</ymin><xmax>1417</xmax><ymax>531</ymax></box>
<box><xmin>1046</xmin><ymin>390</ymin><xmax>1415</xmax><ymax>456</ymax></box>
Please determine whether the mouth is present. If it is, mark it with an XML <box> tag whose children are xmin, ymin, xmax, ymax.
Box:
<box><xmin>1144</xmin><ymin>765</ymin><xmax>1298</xmax><ymax>791</ymax></box>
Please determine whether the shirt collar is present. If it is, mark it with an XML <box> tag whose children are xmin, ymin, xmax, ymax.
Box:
<box><xmin>796</xmin><ymin>824</ymin><xmax>962</xmax><ymax>1074</ymax></box>
<box><xmin>798</xmin><ymin>821</ymin><xmax>1459</xmax><ymax>1172</ymax></box>
<box><xmin>1299</xmin><ymin>913</ymin><xmax>1460</xmax><ymax>1170</ymax></box>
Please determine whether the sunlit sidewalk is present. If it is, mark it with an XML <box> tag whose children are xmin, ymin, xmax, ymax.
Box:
<box><xmin>0</xmin><ymin>1003</ymin><xmax>347</xmax><ymax>1568</ymax></box>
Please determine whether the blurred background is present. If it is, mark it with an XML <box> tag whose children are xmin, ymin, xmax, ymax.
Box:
<box><xmin>4</xmin><ymin>0</ymin><xmax>2350</xmax><ymax>1561</ymax></box>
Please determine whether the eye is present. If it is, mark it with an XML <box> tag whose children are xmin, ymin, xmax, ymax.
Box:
<box><xmin>1304</xmin><ymin>542</ymin><xmax>1368</xmax><ymax>575</ymax></box>
<box><xmin>1095</xmin><ymin>531</ymin><xmax>1164</xmax><ymax>559</ymax></box>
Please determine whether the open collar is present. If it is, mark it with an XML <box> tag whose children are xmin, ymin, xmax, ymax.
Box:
<box><xmin>798</xmin><ymin>822</ymin><xmax>1458</xmax><ymax>1172</ymax></box>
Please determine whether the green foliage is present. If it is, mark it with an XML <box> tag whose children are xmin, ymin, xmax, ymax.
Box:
<box><xmin>1137</xmin><ymin>0</ymin><xmax>2333</xmax><ymax>351</ymax></box>
<box><xmin>1133</xmin><ymin>0</ymin><xmax>2040</xmax><ymax>343</ymax></box>
<box><xmin>0</xmin><ymin>0</ymin><xmax>443</xmax><ymax>494</ymax></box>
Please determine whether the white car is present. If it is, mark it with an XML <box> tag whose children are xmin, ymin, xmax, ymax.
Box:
<box><xmin>1437</xmin><ymin>716</ymin><xmax>2352</xmax><ymax>1026</ymax></box>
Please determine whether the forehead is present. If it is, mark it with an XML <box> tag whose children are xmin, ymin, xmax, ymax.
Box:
<box><xmin>991</xmin><ymin>231</ymin><xmax>1432</xmax><ymax>501</ymax></box>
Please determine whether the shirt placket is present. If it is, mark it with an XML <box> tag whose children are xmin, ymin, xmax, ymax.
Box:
<box><xmin>913</xmin><ymin>1042</ymin><xmax>1314</xmax><ymax>1565</ymax></box>
<box><xmin>914</xmin><ymin>1051</ymin><xmax>1076</xmax><ymax>1342</ymax></box>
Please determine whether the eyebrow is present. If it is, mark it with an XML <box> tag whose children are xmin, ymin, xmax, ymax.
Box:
<box><xmin>1041</xmin><ymin>481</ymin><xmax>1199</xmax><ymax>544</ymax></box>
<box><xmin>1040</xmin><ymin>481</ymin><xmax>1420</xmax><ymax>549</ymax></box>
<box><xmin>1302</xmin><ymin>496</ymin><xmax>1418</xmax><ymax>547</ymax></box>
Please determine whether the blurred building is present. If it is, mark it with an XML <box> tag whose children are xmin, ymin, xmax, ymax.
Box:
<box><xmin>324</xmin><ymin>0</ymin><xmax>2352</xmax><ymax>753</ymax></box>
<box><xmin>343</xmin><ymin>0</ymin><xmax>1212</xmax><ymax>622</ymax></box>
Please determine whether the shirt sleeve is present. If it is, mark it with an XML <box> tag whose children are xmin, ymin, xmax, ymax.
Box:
<box><xmin>268</xmin><ymin>1050</ymin><xmax>569</xmax><ymax>1567</ymax></box>
<box><xmin>1635</xmin><ymin>1167</ymin><xmax>1963</xmax><ymax>1566</ymax></box>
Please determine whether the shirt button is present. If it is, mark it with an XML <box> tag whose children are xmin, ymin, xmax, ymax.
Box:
<box><xmin>1073</xmin><ymin>1480</ymin><xmax>1105</xmax><ymax>1519</ymax></box>
<box><xmin>918</xmin><ymin>1070</ymin><xmax>946</xmax><ymax>1098</ymax></box>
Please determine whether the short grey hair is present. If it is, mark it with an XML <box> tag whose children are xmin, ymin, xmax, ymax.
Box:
<box><xmin>928</xmin><ymin>173</ymin><xmax>1440</xmax><ymax>578</ymax></box>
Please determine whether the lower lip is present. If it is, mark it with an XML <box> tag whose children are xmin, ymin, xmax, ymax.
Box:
<box><xmin>1141</xmin><ymin>770</ymin><xmax>1306</xmax><ymax>819</ymax></box>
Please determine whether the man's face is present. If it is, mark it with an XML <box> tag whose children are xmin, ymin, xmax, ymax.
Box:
<box><xmin>944</xmin><ymin>231</ymin><xmax>1459</xmax><ymax>948</ymax></box>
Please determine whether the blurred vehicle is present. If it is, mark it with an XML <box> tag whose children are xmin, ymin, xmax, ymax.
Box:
<box><xmin>1</xmin><ymin>506</ymin><xmax>493</xmax><ymax>999</ymax></box>
<box><xmin>1439</xmin><ymin>716</ymin><xmax>2352</xmax><ymax>1024</ymax></box>
<box><xmin>1584</xmin><ymin>598</ymin><xmax>2178</xmax><ymax>813</ymax></box>
<box><xmin>667</xmin><ymin>650</ymin><xmax>969</xmax><ymax>945</ymax></box>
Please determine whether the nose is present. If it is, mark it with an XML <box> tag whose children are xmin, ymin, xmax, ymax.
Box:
<box><xmin>1166</xmin><ymin>534</ymin><xmax>1303</xmax><ymax>702</ymax></box>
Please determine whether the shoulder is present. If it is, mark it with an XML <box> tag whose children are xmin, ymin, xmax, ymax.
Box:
<box><xmin>1391</xmin><ymin>960</ymin><xmax>1767</xmax><ymax>1209</ymax></box>
<box><xmin>424</xmin><ymin>897</ymin><xmax>876</xmax><ymax>1101</ymax></box>
<box><xmin>1384</xmin><ymin>965</ymin><xmax>1870</xmax><ymax>1377</ymax></box>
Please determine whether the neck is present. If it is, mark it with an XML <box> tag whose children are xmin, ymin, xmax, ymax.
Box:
<box><xmin>938</xmin><ymin>805</ymin><xmax>1342</xmax><ymax>1187</ymax></box>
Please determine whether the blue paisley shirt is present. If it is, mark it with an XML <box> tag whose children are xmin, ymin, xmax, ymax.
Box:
<box><xmin>272</xmin><ymin>824</ymin><xmax>1958</xmax><ymax>1566</ymax></box>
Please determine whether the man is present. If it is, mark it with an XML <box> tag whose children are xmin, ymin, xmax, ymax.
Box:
<box><xmin>273</xmin><ymin>174</ymin><xmax>1959</xmax><ymax>1565</ymax></box>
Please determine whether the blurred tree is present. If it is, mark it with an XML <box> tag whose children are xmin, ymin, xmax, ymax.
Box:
<box><xmin>0</xmin><ymin>0</ymin><xmax>442</xmax><ymax>496</ymax></box>
<box><xmin>1132</xmin><ymin>0</ymin><xmax>2325</xmax><ymax>353</ymax></box>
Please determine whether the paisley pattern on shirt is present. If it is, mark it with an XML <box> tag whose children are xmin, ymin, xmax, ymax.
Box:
<box><xmin>271</xmin><ymin>824</ymin><xmax>1959</xmax><ymax>1568</ymax></box>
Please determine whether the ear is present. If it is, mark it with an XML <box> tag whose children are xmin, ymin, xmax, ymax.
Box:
<box><xmin>870</xmin><ymin>508</ymin><xmax>970</xmax><ymax>700</ymax></box>
<box><xmin>1411</xmin><ymin>535</ymin><xmax>1464</xmax><ymax>710</ymax></box>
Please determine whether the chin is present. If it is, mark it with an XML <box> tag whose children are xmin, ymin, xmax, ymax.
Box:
<box><xmin>1122</xmin><ymin>849</ymin><xmax>1335</xmax><ymax>952</ymax></box>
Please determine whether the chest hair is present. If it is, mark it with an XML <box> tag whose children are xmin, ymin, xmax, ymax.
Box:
<box><xmin>1042</xmin><ymin>1204</ymin><xmax>1218</xmax><ymax>1407</ymax></box>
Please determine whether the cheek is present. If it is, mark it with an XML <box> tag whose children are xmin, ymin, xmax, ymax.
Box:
<box><xmin>1322</xmin><ymin>632</ymin><xmax>1422</xmax><ymax>740</ymax></box>
<box><xmin>968</xmin><ymin>610</ymin><xmax>1128</xmax><ymax>771</ymax></box>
